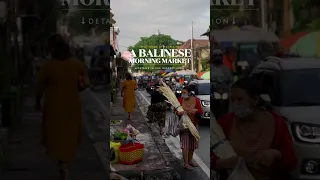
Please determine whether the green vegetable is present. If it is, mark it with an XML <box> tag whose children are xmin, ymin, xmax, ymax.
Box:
<box><xmin>113</xmin><ymin>131</ymin><xmax>128</xmax><ymax>140</ymax></box>
<box><xmin>111</xmin><ymin>120</ymin><xmax>121</xmax><ymax>125</ymax></box>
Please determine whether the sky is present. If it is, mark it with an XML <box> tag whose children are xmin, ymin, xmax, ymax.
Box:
<box><xmin>111</xmin><ymin>0</ymin><xmax>210</xmax><ymax>52</ymax></box>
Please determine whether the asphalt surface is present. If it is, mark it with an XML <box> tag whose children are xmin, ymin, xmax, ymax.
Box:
<box><xmin>137</xmin><ymin>90</ymin><xmax>210</xmax><ymax>177</ymax></box>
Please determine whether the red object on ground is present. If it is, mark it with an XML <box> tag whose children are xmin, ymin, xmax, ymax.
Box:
<box><xmin>280</xmin><ymin>32</ymin><xmax>309</xmax><ymax>50</ymax></box>
<box><xmin>119</xmin><ymin>142</ymin><xmax>144</xmax><ymax>165</ymax></box>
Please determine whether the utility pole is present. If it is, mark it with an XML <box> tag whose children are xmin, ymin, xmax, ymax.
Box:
<box><xmin>197</xmin><ymin>47</ymin><xmax>202</xmax><ymax>72</ymax></box>
<box><xmin>261</xmin><ymin>0</ymin><xmax>266</xmax><ymax>31</ymax></box>
<box><xmin>190</xmin><ymin>21</ymin><xmax>194</xmax><ymax>71</ymax></box>
<box><xmin>283</xmin><ymin>0</ymin><xmax>290</xmax><ymax>36</ymax></box>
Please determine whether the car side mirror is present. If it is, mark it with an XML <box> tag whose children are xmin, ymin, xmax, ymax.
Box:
<box><xmin>260</xmin><ymin>94</ymin><xmax>271</xmax><ymax>102</ymax></box>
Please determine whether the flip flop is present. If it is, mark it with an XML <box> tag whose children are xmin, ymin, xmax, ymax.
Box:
<box><xmin>189</xmin><ymin>162</ymin><xmax>199</xmax><ymax>167</ymax></box>
<box><xmin>184</xmin><ymin>165</ymin><xmax>194</xmax><ymax>171</ymax></box>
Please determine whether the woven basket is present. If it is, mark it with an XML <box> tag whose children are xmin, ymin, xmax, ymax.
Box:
<box><xmin>119</xmin><ymin>142</ymin><xmax>144</xmax><ymax>165</ymax></box>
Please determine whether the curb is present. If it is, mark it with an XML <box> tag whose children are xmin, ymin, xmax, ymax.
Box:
<box><xmin>135</xmin><ymin>94</ymin><xmax>181</xmax><ymax>180</ymax></box>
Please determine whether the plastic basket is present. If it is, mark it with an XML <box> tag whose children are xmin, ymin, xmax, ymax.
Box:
<box><xmin>119</xmin><ymin>142</ymin><xmax>144</xmax><ymax>165</ymax></box>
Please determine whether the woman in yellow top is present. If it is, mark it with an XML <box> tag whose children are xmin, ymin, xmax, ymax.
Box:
<box><xmin>121</xmin><ymin>73</ymin><xmax>137</xmax><ymax>120</ymax></box>
<box><xmin>35</xmin><ymin>34</ymin><xmax>89</xmax><ymax>180</ymax></box>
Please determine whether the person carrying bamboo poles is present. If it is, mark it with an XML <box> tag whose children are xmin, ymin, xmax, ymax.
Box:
<box><xmin>147</xmin><ymin>83</ymin><xmax>167</xmax><ymax>136</ymax></box>
<box><xmin>175</xmin><ymin>86</ymin><xmax>203</xmax><ymax>170</ymax></box>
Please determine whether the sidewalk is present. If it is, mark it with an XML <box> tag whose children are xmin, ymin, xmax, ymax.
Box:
<box><xmin>0</xmin><ymin>95</ymin><xmax>107</xmax><ymax>180</ymax></box>
<box><xmin>109</xmin><ymin>92</ymin><xmax>181</xmax><ymax>179</ymax></box>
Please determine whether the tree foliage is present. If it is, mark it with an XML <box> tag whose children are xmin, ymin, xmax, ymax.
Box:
<box><xmin>66</xmin><ymin>0</ymin><xmax>110</xmax><ymax>35</ymax></box>
<box><xmin>291</xmin><ymin>0</ymin><xmax>320</xmax><ymax>31</ymax></box>
<box><xmin>128</xmin><ymin>34</ymin><xmax>184</xmax><ymax>72</ymax></box>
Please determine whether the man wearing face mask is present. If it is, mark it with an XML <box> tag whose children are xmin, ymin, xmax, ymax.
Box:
<box><xmin>211</xmin><ymin>77</ymin><xmax>297</xmax><ymax>180</ymax></box>
<box><xmin>211</xmin><ymin>49</ymin><xmax>232</xmax><ymax>119</ymax></box>
<box><xmin>210</xmin><ymin>49</ymin><xmax>232</xmax><ymax>84</ymax></box>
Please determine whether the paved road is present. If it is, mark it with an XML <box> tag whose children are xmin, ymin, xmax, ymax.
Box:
<box><xmin>137</xmin><ymin>90</ymin><xmax>210</xmax><ymax>178</ymax></box>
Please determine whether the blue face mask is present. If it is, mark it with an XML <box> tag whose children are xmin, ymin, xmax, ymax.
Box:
<box><xmin>231</xmin><ymin>103</ymin><xmax>253</xmax><ymax>118</ymax></box>
<box><xmin>182</xmin><ymin>94</ymin><xmax>189</xmax><ymax>99</ymax></box>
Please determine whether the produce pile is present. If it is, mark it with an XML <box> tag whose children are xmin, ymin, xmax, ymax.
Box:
<box><xmin>112</xmin><ymin>131</ymin><xmax>128</xmax><ymax>140</ymax></box>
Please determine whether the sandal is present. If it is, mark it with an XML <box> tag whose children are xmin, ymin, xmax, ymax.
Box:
<box><xmin>189</xmin><ymin>161</ymin><xmax>199</xmax><ymax>167</ymax></box>
<box><xmin>184</xmin><ymin>164</ymin><xmax>194</xmax><ymax>171</ymax></box>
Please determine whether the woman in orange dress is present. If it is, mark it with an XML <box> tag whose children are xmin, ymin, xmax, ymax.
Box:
<box><xmin>35</xmin><ymin>34</ymin><xmax>89</xmax><ymax>180</ymax></box>
<box><xmin>121</xmin><ymin>73</ymin><xmax>137</xmax><ymax>120</ymax></box>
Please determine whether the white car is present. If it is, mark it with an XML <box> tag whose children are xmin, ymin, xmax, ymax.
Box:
<box><xmin>188</xmin><ymin>80</ymin><xmax>210</xmax><ymax>120</ymax></box>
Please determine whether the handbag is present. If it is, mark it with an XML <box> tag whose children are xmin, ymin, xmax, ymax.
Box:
<box><xmin>166</xmin><ymin>115</ymin><xmax>184</xmax><ymax>137</ymax></box>
<box><xmin>119</xmin><ymin>139</ymin><xmax>144</xmax><ymax>165</ymax></box>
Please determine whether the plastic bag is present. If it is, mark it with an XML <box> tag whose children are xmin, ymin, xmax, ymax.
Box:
<box><xmin>166</xmin><ymin>115</ymin><xmax>184</xmax><ymax>137</ymax></box>
<box><xmin>227</xmin><ymin>158</ymin><xmax>255</xmax><ymax>180</ymax></box>
<box><xmin>121</xmin><ymin>124</ymin><xmax>140</xmax><ymax>137</ymax></box>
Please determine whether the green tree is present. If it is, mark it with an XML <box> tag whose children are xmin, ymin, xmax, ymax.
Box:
<box><xmin>201</xmin><ymin>59</ymin><xmax>210</xmax><ymax>71</ymax></box>
<box><xmin>66</xmin><ymin>0</ymin><xmax>110</xmax><ymax>35</ymax></box>
<box><xmin>128</xmin><ymin>34</ymin><xmax>184</xmax><ymax>72</ymax></box>
<box><xmin>292</xmin><ymin>0</ymin><xmax>320</xmax><ymax>32</ymax></box>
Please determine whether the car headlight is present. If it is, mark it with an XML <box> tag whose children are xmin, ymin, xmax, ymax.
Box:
<box><xmin>176</xmin><ymin>91</ymin><xmax>181</xmax><ymax>93</ymax></box>
<box><xmin>201</xmin><ymin>100</ymin><xmax>210</xmax><ymax>107</ymax></box>
<box><xmin>293</xmin><ymin>124</ymin><xmax>320</xmax><ymax>143</ymax></box>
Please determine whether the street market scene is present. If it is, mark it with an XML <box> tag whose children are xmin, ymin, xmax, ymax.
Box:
<box><xmin>210</xmin><ymin>0</ymin><xmax>320</xmax><ymax>180</ymax></box>
<box><xmin>109</xmin><ymin>0</ymin><xmax>210</xmax><ymax>179</ymax></box>
<box><xmin>0</xmin><ymin>0</ymin><xmax>320</xmax><ymax>180</ymax></box>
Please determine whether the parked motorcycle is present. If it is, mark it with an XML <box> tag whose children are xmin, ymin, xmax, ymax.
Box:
<box><xmin>211</xmin><ymin>80</ymin><xmax>230</xmax><ymax>119</ymax></box>
<box><xmin>174</xmin><ymin>83</ymin><xmax>182</xmax><ymax>99</ymax></box>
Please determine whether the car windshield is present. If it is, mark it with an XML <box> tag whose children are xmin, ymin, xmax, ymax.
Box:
<box><xmin>197</xmin><ymin>83</ymin><xmax>210</xmax><ymax>95</ymax></box>
<box><xmin>184</xmin><ymin>75</ymin><xmax>191</xmax><ymax>81</ymax></box>
<box><xmin>280</xmin><ymin>69</ymin><xmax>320</xmax><ymax>106</ymax></box>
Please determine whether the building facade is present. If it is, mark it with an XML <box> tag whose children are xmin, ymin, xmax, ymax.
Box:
<box><xmin>179</xmin><ymin>39</ymin><xmax>209</xmax><ymax>72</ymax></box>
